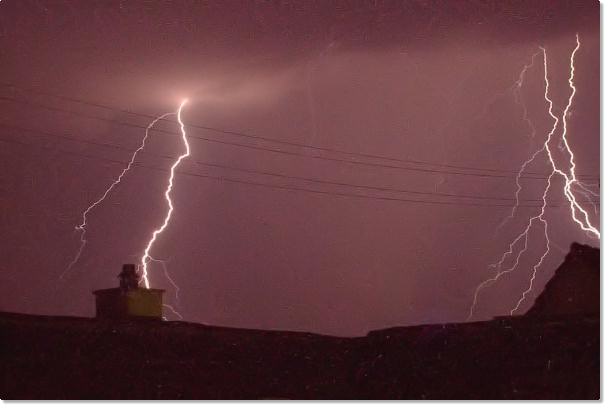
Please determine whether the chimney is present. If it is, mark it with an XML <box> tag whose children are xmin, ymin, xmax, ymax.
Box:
<box><xmin>92</xmin><ymin>264</ymin><xmax>165</xmax><ymax>320</ymax></box>
<box><xmin>118</xmin><ymin>264</ymin><xmax>139</xmax><ymax>291</ymax></box>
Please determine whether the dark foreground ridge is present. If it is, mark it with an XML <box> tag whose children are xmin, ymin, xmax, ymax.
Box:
<box><xmin>0</xmin><ymin>243</ymin><xmax>599</xmax><ymax>400</ymax></box>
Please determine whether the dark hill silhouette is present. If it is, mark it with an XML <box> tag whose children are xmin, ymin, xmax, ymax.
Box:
<box><xmin>0</xmin><ymin>243</ymin><xmax>599</xmax><ymax>399</ymax></box>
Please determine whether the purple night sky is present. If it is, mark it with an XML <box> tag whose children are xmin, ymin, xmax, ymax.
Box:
<box><xmin>0</xmin><ymin>1</ymin><xmax>599</xmax><ymax>336</ymax></box>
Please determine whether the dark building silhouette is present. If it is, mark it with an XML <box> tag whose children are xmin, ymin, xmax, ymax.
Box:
<box><xmin>0</xmin><ymin>243</ymin><xmax>599</xmax><ymax>399</ymax></box>
<box><xmin>526</xmin><ymin>243</ymin><xmax>599</xmax><ymax>318</ymax></box>
<box><xmin>93</xmin><ymin>264</ymin><xmax>165</xmax><ymax>320</ymax></box>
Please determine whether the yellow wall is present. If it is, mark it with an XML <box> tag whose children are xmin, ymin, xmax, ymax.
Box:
<box><xmin>125</xmin><ymin>289</ymin><xmax>164</xmax><ymax>318</ymax></box>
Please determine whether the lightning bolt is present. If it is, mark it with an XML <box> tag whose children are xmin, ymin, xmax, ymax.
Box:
<box><xmin>572</xmin><ymin>182</ymin><xmax>599</xmax><ymax>215</ymax></box>
<box><xmin>140</xmin><ymin>99</ymin><xmax>190</xmax><ymax>289</ymax></box>
<box><xmin>469</xmin><ymin>34</ymin><xmax>599</xmax><ymax>320</ymax></box>
<box><xmin>60</xmin><ymin>112</ymin><xmax>174</xmax><ymax>279</ymax></box>
<box><xmin>509</xmin><ymin>34</ymin><xmax>599</xmax><ymax>315</ymax></box>
<box><xmin>162</xmin><ymin>303</ymin><xmax>184</xmax><ymax>320</ymax></box>
<box><xmin>555</xmin><ymin>35</ymin><xmax>600</xmax><ymax>239</ymax></box>
<box><xmin>495</xmin><ymin>50</ymin><xmax>542</xmax><ymax>234</ymax></box>
<box><xmin>149</xmin><ymin>256</ymin><xmax>181</xmax><ymax>305</ymax></box>
<box><xmin>514</xmin><ymin>52</ymin><xmax>541</xmax><ymax>151</ymax></box>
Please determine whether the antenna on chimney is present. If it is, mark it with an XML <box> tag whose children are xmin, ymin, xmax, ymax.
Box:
<box><xmin>118</xmin><ymin>264</ymin><xmax>139</xmax><ymax>291</ymax></box>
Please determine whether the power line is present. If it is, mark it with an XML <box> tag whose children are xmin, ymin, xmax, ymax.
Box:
<box><xmin>1</xmin><ymin>122</ymin><xmax>584</xmax><ymax>204</ymax></box>
<box><xmin>1</xmin><ymin>135</ymin><xmax>592</xmax><ymax>209</ymax></box>
<box><xmin>1</xmin><ymin>95</ymin><xmax>599</xmax><ymax>183</ymax></box>
<box><xmin>0</xmin><ymin>83</ymin><xmax>600</xmax><ymax>181</ymax></box>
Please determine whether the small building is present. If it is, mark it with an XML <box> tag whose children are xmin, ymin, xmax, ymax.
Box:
<box><xmin>93</xmin><ymin>264</ymin><xmax>165</xmax><ymax>320</ymax></box>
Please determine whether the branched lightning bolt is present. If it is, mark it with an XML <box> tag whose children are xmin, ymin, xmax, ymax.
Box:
<box><xmin>514</xmin><ymin>51</ymin><xmax>541</xmax><ymax>149</ymax></box>
<box><xmin>509</xmin><ymin>34</ymin><xmax>600</xmax><ymax>315</ymax></box>
<box><xmin>162</xmin><ymin>303</ymin><xmax>184</xmax><ymax>320</ymax></box>
<box><xmin>60</xmin><ymin>112</ymin><xmax>174</xmax><ymax>279</ymax></box>
<box><xmin>572</xmin><ymin>183</ymin><xmax>599</xmax><ymax>215</ymax></box>
<box><xmin>469</xmin><ymin>34</ymin><xmax>599</xmax><ymax>319</ymax></box>
<box><xmin>469</xmin><ymin>50</ymin><xmax>554</xmax><ymax>320</ymax></box>
<box><xmin>554</xmin><ymin>35</ymin><xmax>600</xmax><ymax>239</ymax></box>
<box><xmin>140</xmin><ymin>99</ymin><xmax>190</xmax><ymax>289</ymax></box>
<box><xmin>149</xmin><ymin>256</ymin><xmax>181</xmax><ymax>305</ymax></box>
<box><xmin>495</xmin><ymin>51</ymin><xmax>543</xmax><ymax>234</ymax></box>
<box><xmin>508</xmin><ymin>176</ymin><xmax>553</xmax><ymax>316</ymax></box>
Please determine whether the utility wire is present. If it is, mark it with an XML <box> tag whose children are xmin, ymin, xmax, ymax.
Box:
<box><xmin>0</xmin><ymin>83</ymin><xmax>600</xmax><ymax>181</ymax></box>
<box><xmin>1</xmin><ymin>135</ymin><xmax>592</xmax><ymax>209</ymax></box>
<box><xmin>0</xmin><ymin>95</ymin><xmax>599</xmax><ymax>182</ymax></box>
<box><xmin>1</xmin><ymin>122</ymin><xmax>587</xmax><ymax>204</ymax></box>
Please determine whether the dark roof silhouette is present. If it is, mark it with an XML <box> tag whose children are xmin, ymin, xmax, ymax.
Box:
<box><xmin>0</xmin><ymin>243</ymin><xmax>599</xmax><ymax>399</ymax></box>
<box><xmin>526</xmin><ymin>243</ymin><xmax>599</xmax><ymax>318</ymax></box>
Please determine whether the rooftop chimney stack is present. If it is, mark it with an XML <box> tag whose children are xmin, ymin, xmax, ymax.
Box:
<box><xmin>118</xmin><ymin>263</ymin><xmax>139</xmax><ymax>291</ymax></box>
<box><xmin>93</xmin><ymin>264</ymin><xmax>165</xmax><ymax>320</ymax></box>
